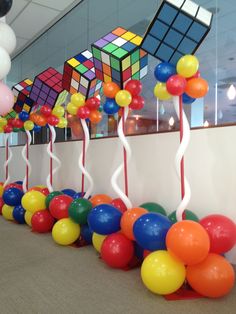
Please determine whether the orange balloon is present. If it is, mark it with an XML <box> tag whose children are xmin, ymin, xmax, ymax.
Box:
<box><xmin>30</xmin><ymin>113</ymin><xmax>38</xmax><ymax>123</ymax></box>
<box><xmin>187</xmin><ymin>253</ymin><xmax>235</xmax><ymax>298</ymax></box>
<box><xmin>34</xmin><ymin>114</ymin><xmax>47</xmax><ymax>127</ymax></box>
<box><xmin>166</xmin><ymin>220</ymin><xmax>210</xmax><ymax>265</ymax></box>
<box><xmin>89</xmin><ymin>110</ymin><xmax>102</xmax><ymax>124</ymax></box>
<box><xmin>121</xmin><ymin>207</ymin><xmax>148</xmax><ymax>240</ymax></box>
<box><xmin>90</xmin><ymin>194</ymin><xmax>112</xmax><ymax>207</ymax></box>
<box><xmin>185</xmin><ymin>77</ymin><xmax>209</xmax><ymax>98</ymax></box>
<box><xmin>103</xmin><ymin>82</ymin><xmax>120</xmax><ymax>98</ymax></box>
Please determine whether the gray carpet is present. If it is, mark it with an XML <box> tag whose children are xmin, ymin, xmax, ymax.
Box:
<box><xmin>0</xmin><ymin>219</ymin><xmax>235</xmax><ymax>314</ymax></box>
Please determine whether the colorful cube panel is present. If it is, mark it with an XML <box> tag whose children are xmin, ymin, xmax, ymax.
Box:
<box><xmin>12</xmin><ymin>79</ymin><xmax>35</xmax><ymax>113</ymax></box>
<box><xmin>4</xmin><ymin>109</ymin><xmax>17</xmax><ymax>120</ymax></box>
<box><xmin>29</xmin><ymin>67</ymin><xmax>68</xmax><ymax>112</ymax></box>
<box><xmin>62</xmin><ymin>50</ymin><xmax>102</xmax><ymax>99</ymax></box>
<box><xmin>141</xmin><ymin>0</ymin><xmax>213</xmax><ymax>64</ymax></box>
<box><xmin>91</xmin><ymin>27</ymin><xmax>148</xmax><ymax>88</ymax></box>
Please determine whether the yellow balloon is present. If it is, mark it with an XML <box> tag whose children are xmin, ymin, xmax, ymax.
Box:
<box><xmin>24</xmin><ymin>210</ymin><xmax>33</xmax><ymax>227</ymax></box>
<box><xmin>24</xmin><ymin>120</ymin><xmax>34</xmax><ymax>131</ymax></box>
<box><xmin>177</xmin><ymin>55</ymin><xmax>199</xmax><ymax>78</ymax></box>
<box><xmin>115</xmin><ymin>90</ymin><xmax>132</xmax><ymax>107</ymax></box>
<box><xmin>21</xmin><ymin>191</ymin><xmax>46</xmax><ymax>213</ymax></box>
<box><xmin>52</xmin><ymin>106</ymin><xmax>65</xmax><ymax>117</ymax></box>
<box><xmin>2</xmin><ymin>204</ymin><xmax>14</xmax><ymax>221</ymax></box>
<box><xmin>0</xmin><ymin>183</ymin><xmax>3</xmax><ymax>197</ymax></box>
<box><xmin>141</xmin><ymin>250</ymin><xmax>186</xmax><ymax>295</ymax></box>
<box><xmin>71</xmin><ymin>93</ymin><xmax>85</xmax><ymax>107</ymax></box>
<box><xmin>0</xmin><ymin>127</ymin><xmax>4</xmax><ymax>133</ymax></box>
<box><xmin>0</xmin><ymin>117</ymin><xmax>7</xmax><ymax>127</ymax></box>
<box><xmin>154</xmin><ymin>82</ymin><xmax>172</xmax><ymax>100</ymax></box>
<box><xmin>67</xmin><ymin>102</ymin><xmax>78</xmax><ymax>116</ymax></box>
<box><xmin>52</xmin><ymin>218</ymin><xmax>80</xmax><ymax>245</ymax></box>
<box><xmin>92</xmin><ymin>233</ymin><xmax>107</xmax><ymax>253</ymax></box>
<box><xmin>57</xmin><ymin>117</ymin><xmax>68</xmax><ymax>128</ymax></box>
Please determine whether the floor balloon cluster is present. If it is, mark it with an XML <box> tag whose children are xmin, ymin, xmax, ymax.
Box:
<box><xmin>0</xmin><ymin>181</ymin><xmax>235</xmax><ymax>299</ymax></box>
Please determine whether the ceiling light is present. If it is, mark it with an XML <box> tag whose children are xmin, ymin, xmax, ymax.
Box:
<box><xmin>169</xmin><ymin>117</ymin><xmax>174</xmax><ymax>126</ymax></box>
<box><xmin>227</xmin><ymin>84</ymin><xmax>236</xmax><ymax>100</ymax></box>
<box><xmin>204</xmin><ymin>120</ymin><xmax>209</xmax><ymax>127</ymax></box>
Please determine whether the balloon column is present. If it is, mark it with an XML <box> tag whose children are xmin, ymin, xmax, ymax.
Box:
<box><xmin>67</xmin><ymin>93</ymin><xmax>102</xmax><ymax>199</ymax></box>
<box><xmin>103</xmin><ymin>80</ymin><xmax>144</xmax><ymax>209</ymax></box>
<box><xmin>154</xmin><ymin>55</ymin><xmax>209</xmax><ymax>221</ymax></box>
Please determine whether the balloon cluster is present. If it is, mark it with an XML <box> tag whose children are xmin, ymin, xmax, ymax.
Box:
<box><xmin>66</xmin><ymin>93</ymin><xmax>102</xmax><ymax>124</ymax></box>
<box><xmin>103</xmin><ymin>80</ymin><xmax>144</xmax><ymax>115</ymax></box>
<box><xmin>0</xmin><ymin>0</ymin><xmax>16</xmax><ymax>116</ymax></box>
<box><xmin>154</xmin><ymin>55</ymin><xmax>209</xmax><ymax>104</ymax></box>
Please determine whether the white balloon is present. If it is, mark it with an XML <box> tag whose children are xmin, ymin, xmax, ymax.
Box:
<box><xmin>0</xmin><ymin>46</ymin><xmax>11</xmax><ymax>79</ymax></box>
<box><xmin>0</xmin><ymin>22</ymin><xmax>16</xmax><ymax>55</ymax></box>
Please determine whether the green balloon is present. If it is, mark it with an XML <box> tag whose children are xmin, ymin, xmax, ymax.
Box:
<box><xmin>69</xmin><ymin>198</ymin><xmax>92</xmax><ymax>225</ymax></box>
<box><xmin>46</xmin><ymin>191</ymin><xmax>63</xmax><ymax>209</ymax></box>
<box><xmin>13</xmin><ymin>128</ymin><xmax>20</xmax><ymax>132</ymax></box>
<box><xmin>140</xmin><ymin>202</ymin><xmax>167</xmax><ymax>216</ymax></box>
<box><xmin>168</xmin><ymin>210</ymin><xmax>199</xmax><ymax>224</ymax></box>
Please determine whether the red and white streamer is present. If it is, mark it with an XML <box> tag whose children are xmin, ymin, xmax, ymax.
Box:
<box><xmin>3</xmin><ymin>134</ymin><xmax>12</xmax><ymax>187</ymax></box>
<box><xmin>78</xmin><ymin>119</ymin><xmax>94</xmax><ymax>199</ymax></box>
<box><xmin>111</xmin><ymin>106</ymin><xmax>132</xmax><ymax>209</ymax></box>
<box><xmin>46</xmin><ymin>125</ymin><xmax>61</xmax><ymax>193</ymax></box>
<box><xmin>21</xmin><ymin>130</ymin><xmax>32</xmax><ymax>193</ymax></box>
<box><xmin>173</xmin><ymin>96</ymin><xmax>191</xmax><ymax>221</ymax></box>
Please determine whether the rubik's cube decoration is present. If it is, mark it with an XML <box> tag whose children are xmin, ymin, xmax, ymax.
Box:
<box><xmin>29</xmin><ymin>67</ymin><xmax>68</xmax><ymax>112</ymax></box>
<box><xmin>91</xmin><ymin>27</ymin><xmax>148</xmax><ymax>88</ymax></box>
<box><xmin>12</xmin><ymin>79</ymin><xmax>35</xmax><ymax>113</ymax></box>
<box><xmin>4</xmin><ymin>110</ymin><xmax>17</xmax><ymax>120</ymax></box>
<box><xmin>141</xmin><ymin>0</ymin><xmax>213</xmax><ymax>64</ymax></box>
<box><xmin>62</xmin><ymin>50</ymin><xmax>102</xmax><ymax>99</ymax></box>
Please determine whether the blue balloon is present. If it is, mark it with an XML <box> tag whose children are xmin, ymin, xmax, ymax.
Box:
<box><xmin>182</xmin><ymin>93</ymin><xmax>196</xmax><ymax>104</ymax></box>
<box><xmin>133</xmin><ymin>213</ymin><xmax>172</xmax><ymax>251</ymax></box>
<box><xmin>74</xmin><ymin>192</ymin><xmax>85</xmax><ymax>199</ymax></box>
<box><xmin>14</xmin><ymin>181</ymin><xmax>23</xmax><ymax>185</ymax></box>
<box><xmin>19</xmin><ymin>111</ymin><xmax>29</xmax><ymax>122</ymax></box>
<box><xmin>88</xmin><ymin>204</ymin><xmax>122</xmax><ymax>235</ymax></box>
<box><xmin>33</xmin><ymin>125</ymin><xmax>42</xmax><ymax>133</ymax></box>
<box><xmin>61</xmin><ymin>189</ymin><xmax>76</xmax><ymax>198</ymax></box>
<box><xmin>134</xmin><ymin>242</ymin><xmax>144</xmax><ymax>260</ymax></box>
<box><xmin>81</xmin><ymin>224</ymin><xmax>93</xmax><ymax>244</ymax></box>
<box><xmin>103</xmin><ymin>98</ymin><xmax>120</xmax><ymax>115</ymax></box>
<box><xmin>13</xmin><ymin>205</ymin><xmax>25</xmax><ymax>224</ymax></box>
<box><xmin>154</xmin><ymin>62</ymin><xmax>176</xmax><ymax>82</ymax></box>
<box><xmin>3</xmin><ymin>188</ymin><xmax>24</xmax><ymax>206</ymax></box>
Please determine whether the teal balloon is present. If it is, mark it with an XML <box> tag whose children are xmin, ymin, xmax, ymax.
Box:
<box><xmin>168</xmin><ymin>209</ymin><xmax>199</xmax><ymax>223</ymax></box>
<box><xmin>140</xmin><ymin>202</ymin><xmax>167</xmax><ymax>216</ymax></box>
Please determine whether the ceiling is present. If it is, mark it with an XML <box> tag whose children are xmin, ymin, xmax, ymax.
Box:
<box><xmin>6</xmin><ymin>0</ymin><xmax>82</xmax><ymax>54</ymax></box>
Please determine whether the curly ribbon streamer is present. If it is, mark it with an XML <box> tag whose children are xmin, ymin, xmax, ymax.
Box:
<box><xmin>78</xmin><ymin>119</ymin><xmax>94</xmax><ymax>199</ymax></box>
<box><xmin>46</xmin><ymin>125</ymin><xmax>62</xmax><ymax>193</ymax></box>
<box><xmin>111</xmin><ymin>106</ymin><xmax>133</xmax><ymax>209</ymax></box>
<box><xmin>21</xmin><ymin>130</ymin><xmax>32</xmax><ymax>193</ymax></box>
<box><xmin>3</xmin><ymin>134</ymin><xmax>12</xmax><ymax>188</ymax></box>
<box><xmin>173</xmin><ymin>96</ymin><xmax>191</xmax><ymax>222</ymax></box>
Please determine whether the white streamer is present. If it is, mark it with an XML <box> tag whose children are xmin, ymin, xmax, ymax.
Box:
<box><xmin>111</xmin><ymin>106</ymin><xmax>133</xmax><ymax>209</ymax></box>
<box><xmin>173</xmin><ymin>96</ymin><xmax>191</xmax><ymax>221</ymax></box>
<box><xmin>21</xmin><ymin>130</ymin><xmax>32</xmax><ymax>193</ymax></box>
<box><xmin>3</xmin><ymin>134</ymin><xmax>12</xmax><ymax>187</ymax></box>
<box><xmin>46</xmin><ymin>125</ymin><xmax>62</xmax><ymax>193</ymax></box>
<box><xmin>78</xmin><ymin>119</ymin><xmax>94</xmax><ymax>199</ymax></box>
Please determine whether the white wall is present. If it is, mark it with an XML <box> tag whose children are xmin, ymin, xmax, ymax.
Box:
<box><xmin>0</xmin><ymin>126</ymin><xmax>236</xmax><ymax>262</ymax></box>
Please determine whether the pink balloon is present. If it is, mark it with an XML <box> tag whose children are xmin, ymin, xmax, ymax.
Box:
<box><xmin>0</xmin><ymin>81</ymin><xmax>14</xmax><ymax>116</ymax></box>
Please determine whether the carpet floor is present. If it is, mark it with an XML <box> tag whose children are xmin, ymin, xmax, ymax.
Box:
<box><xmin>0</xmin><ymin>218</ymin><xmax>235</xmax><ymax>314</ymax></box>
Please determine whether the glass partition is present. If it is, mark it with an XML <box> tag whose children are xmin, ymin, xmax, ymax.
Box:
<box><xmin>2</xmin><ymin>0</ymin><xmax>236</xmax><ymax>147</ymax></box>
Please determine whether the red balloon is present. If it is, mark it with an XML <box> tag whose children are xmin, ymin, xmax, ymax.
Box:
<box><xmin>4</xmin><ymin>125</ymin><xmax>13</xmax><ymax>133</ymax></box>
<box><xmin>0</xmin><ymin>197</ymin><xmax>4</xmax><ymax>215</ymax></box>
<box><xmin>41</xmin><ymin>188</ymin><xmax>50</xmax><ymax>196</ymax></box>
<box><xmin>143</xmin><ymin>250</ymin><xmax>151</xmax><ymax>258</ymax></box>
<box><xmin>4</xmin><ymin>183</ymin><xmax>23</xmax><ymax>191</ymax></box>
<box><xmin>110</xmin><ymin>198</ymin><xmax>127</xmax><ymax>213</ymax></box>
<box><xmin>40</xmin><ymin>105</ymin><xmax>52</xmax><ymax>117</ymax></box>
<box><xmin>187</xmin><ymin>70</ymin><xmax>201</xmax><ymax>80</ymax></box>
<box><xmin>125</xmin><ymin>80</ymin><xmax>142</xmax><ymax>96</ymax></box>
<box><xmin>31</xmin><ymin>210</ymin><xmax>55</xmax><ymax>233</ymax></box>
<box><xmin>85</xmin><ymin>97</ymin><xmax>100</xmax><ymax>110</ymax></box>
<box><xmin>77</xmin><ymin>106</ymin><xmax>90</xmax><ymax>119</ymax></box>
<box><xmin>47</xmin><ymin>115</ymin><xmax>59</xmax><ymax>126</ymax></box>
<box><xmin>49</xmin><ymin>195</ymin><xmax>73</xmax><ymax>220</ymax></box>
<box><xmin>12</xmin><ymin>119</ymin><xmax>23</xmax><ymax>128</ymax></box>
<box><xmin>7</xmin><ymin>118</ymin><xmax>14</xmax><ymax>126</ymax></box>
<box><xmin>129</xmin><ymin>95</ymin><xmax>145</xmax><ymax>110</ymax></box>
<box><xmin>166</xmin><ymin>75</ymin><xmax>187</xmax><ymax>96</ymax></box>
<box><xmin>101</xmin><ymin>233</ymin><xmax>134</xmax><ymax>269</ymax></box>
<box><xmin>200</xmin><ymin>214</ymin><xmax>236</xmax><ymax>254</ymax></box>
